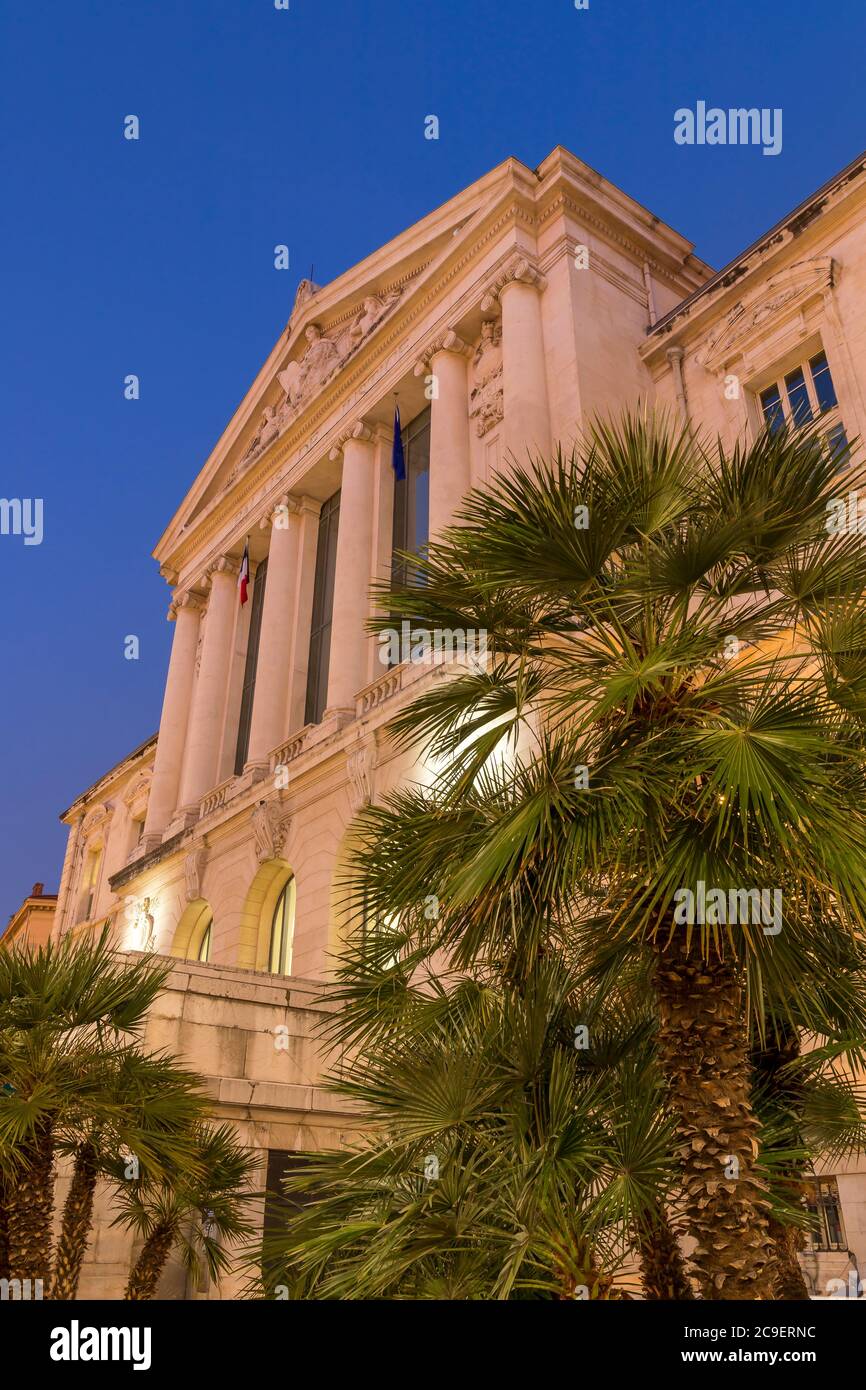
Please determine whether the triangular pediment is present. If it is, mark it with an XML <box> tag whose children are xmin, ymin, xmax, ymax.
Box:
<box><xmin>155</xmin><ymin>158</ymin><xmax>525</xmax><ymax>560</ymax></box>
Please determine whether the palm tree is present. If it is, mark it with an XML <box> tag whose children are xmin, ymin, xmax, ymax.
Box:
<box><xmin>116</xmin><ymin>1123</ymin><xmax>259</xmax><ymax>1300</ymax></box>
<box><xmin>50</xmin><ymin>1047</ymin><xmax>209</xmax><ymax>1300</ymax></box>
<box><xmin>0</xmin><ymin>929</ymin><xmax>171</xmax><ymax>1288</ymax></box>
<box><xmin>260</xmin><ymin>926</ymin><xmax>683</xmax><ymax>1300</ymax></box>
<box><xmin>350</xmin><ymin>412</ymin><xmax>866</xmax><ymax>1298</ymax></box>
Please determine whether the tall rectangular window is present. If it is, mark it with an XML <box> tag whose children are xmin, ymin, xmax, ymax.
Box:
<box><xmin>234</xmin><ymin>557</ymin><xmax>269</xmax><ymax>775</ymax></box>
<box><xmin>392</xmin><ymin>407</ymin><xmax>431</xmax><ymax>586</ymax></box>
<box><xmin>305</xmin><ymin>490</ymin><xmax>341</xmax><ymax>725</ymax></box>
<box><xmin>78</xmin><ymin>847</ymin><xmax>102</xmax><ymax>923</ymax></box>
<box><xmin>803</xmin><ymin>1178</ymin><xmax>846</xmax><ymax>1252</ymax></box>
<box><xmin>759</xmin><ymin>382</ymin><xmax>785</xmax><ymax>434</ymax></box>
<box><xmin>784</xmin><ymin>366</ymin><xmax>813</xmax><ymax>426</ymax></box>
<box><xmin>810</xmin><ymin>350</ymin><xmax>839</xmax><ymax>413</ymax></box>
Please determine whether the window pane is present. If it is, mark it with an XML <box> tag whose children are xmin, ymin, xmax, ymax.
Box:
<box><xmin>197</xmin><ymin>919</ymin><xmax>212</xmax><ymax>962</ymax></box>
<box><xmin>234</xmin><ymin>556</ymin><xmax>269</xmax><ymax>775</ymax></box>
<box><xmin>392</xmin><ymin>407</ymin><xmax>431</xmax><ymax>582</ymax></box>
<box><xmin>269</xmin><ymin>878</ymin><xmax>295</xmax><ymax>975</ymax></box>
<box><xmin>760</xmin><ymin>383</ymin><xmax>785</xmax><ymax>434</ymax></box>
<box><xmin>784</xmin><ymin>367</ymin><xmax>813</xmax><ymax>426</ymax></box>
<box><xmin>827</xmin><ymin>422</ymin><xmax>849</xmax><ymax>467</ymax></box>
<box><xmin>810</xmin><ymin>351</ymin><xmax>838</xmax><ymax>413</ymax></box>
<box><xmin>305</xmin><ymin>492</ymin><xmax>340</xmax><ymax>725</ymax></box>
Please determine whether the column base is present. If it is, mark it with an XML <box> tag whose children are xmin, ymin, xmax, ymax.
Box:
<box><xmin>165</xmin><ymin>806</ymin><xmax>201</xmax><ymax>837</ymax></box>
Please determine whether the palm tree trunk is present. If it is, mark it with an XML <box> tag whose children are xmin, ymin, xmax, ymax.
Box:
<box><xmin>6</xmin><ymin>1119</ymin><xmax>55</xmax><ymax>1288</ymax></box>
<box><xmin>125</xmin><ymin>1224</ymin><xmax>174</xmax><ymax>1300</ymax></box>
<box><xmin>767</xmin><ymin>1214</ymin><xmax>810</xmax><ymax>1299</ymax></box>
<box><xmin>751</xmin><ymin>1025</ymin><xmax>811</xmax><ymax>1300</ymax></box>
<box><xmin>636</xmin><ymin>1207</ymin><xmax>694</xmax><ymax>1299</ymax></box>
<box><xmin>652</xmin><ymin>936</ymin><xmax>776</xmax><ymax>1299</ymax></box>
<box><xmin>0</xmin><ymin>1174</ymin><xmax>10</xmax><ymax>1280</ymax></box>
<box><xmin>51</xmin><ymin>1143</ymin><xmax>99</xmax><ymax>1300</ymax></box>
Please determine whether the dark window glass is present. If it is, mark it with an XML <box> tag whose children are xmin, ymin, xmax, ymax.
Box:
<box><xmin>804</xmin><ymin>1179</ymin><xmax>846</xmax><ymax>1252</ymax></box>
<box><xmin>304</xmin><ymin>491</ymin><xmax>341</xmax><ymax>725</ymax></box>
<box><xmin>784</xmin><ymin>366</ymin><xmax>813</xmax><ymax>426</ymax></box>
<box><xmin>392</xmin><ymin>406</ymin><xmax>431</xmax><ymax>587</ymax></box>
<box><xmin>827</xmin><ymin>422</ymin><xmax>850</xmax><ymax>467</ymax></box>
<box><xmin>234</xmin><ymin>557</ymin><xmax>268</xmax><ymax>775</ymax></box>
<box><xmin>261</xmin><ymin>1150</ymin><xmax>314</xmax><ymax>1292</ymax></box>
<box><xmin>760</xmin><ymin>383</ymin><xmax>785</xmax><ymax>434</ymax></box>
<box><xmin>810</xmin><ymin>350</ymin><xmax>839</xmax><ymax>413</ymax></box>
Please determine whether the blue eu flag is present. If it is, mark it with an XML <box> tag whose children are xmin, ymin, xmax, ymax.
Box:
<box><xmin>392</xmin><ymin>405</ymin><xmax>406</xmax><ymax>481</ymax></box>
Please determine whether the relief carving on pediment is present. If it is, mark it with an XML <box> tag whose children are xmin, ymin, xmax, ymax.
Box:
<box><xmin>229</xmin><ymin>288</ymin><xmax>404</xmax><ymax>486</ymax></box>
<box><xmin>469</xmin><ymin>319</ymin><xmax>504</xmax><ymax>437</ymax></box>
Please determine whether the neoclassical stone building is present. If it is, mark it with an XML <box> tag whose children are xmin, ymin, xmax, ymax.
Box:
<box><xmin>49</xmin><ymin>144</ymin><xmax>866</xmax><ymax>1296</ymax></box>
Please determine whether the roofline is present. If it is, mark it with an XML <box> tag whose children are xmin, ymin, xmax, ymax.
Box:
<box><xmin>649</xmin><ymin>146</ymin><xmax>866</xmax><ymax>337</ymax></box>
<box><xmin>60</xmin><ymin>732</ymin><xmax>158</xmax><ymax>821</ymax></box>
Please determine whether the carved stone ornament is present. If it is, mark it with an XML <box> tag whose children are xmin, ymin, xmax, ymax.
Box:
<box><xmin>232</xmin><ymin>287</ymin><xmax>404</xmax><ymax>481</ymax></box>
<box><xmin>700</xmin><ymin>256</ymin><xmax>835</xmax><ymax>374</ymax></box>
<box><xmin>82</xmin><ymin>802</ymin><xmax>113</xmax><ymax>838</ymax></box>
<box><xmin>126</xmin><ymin>895</ymin><xmax>157</xmax><ymax>953</ymax></box>
<box><xmin>346</xmin><ymin>742</ymin><xmax>376</xmax><ymax>814</ymax></box>
<box><xmin>184</xmin><ymin>848</ymin><xmax>207</xmax><ymax>903</ymax></box>
<box><xmin>251</xmin><ymin>800</ymin><xmax>292</xmax><ymax>864</ymax></box>
<box><xmin>480</xmin><ymin>256</ymin><xmax>547</xmax><ymax>313</ymax></box>
<box><xmin>469</xmin><ymin>319</ymin><xmax>504</xmax><ymax>437</ymax></box>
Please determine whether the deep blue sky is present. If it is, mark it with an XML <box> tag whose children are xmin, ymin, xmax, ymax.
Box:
<box><xmin>2</xmin><ymin>0</ymin><xmax>864</xmax><ymax>909</ymax></box>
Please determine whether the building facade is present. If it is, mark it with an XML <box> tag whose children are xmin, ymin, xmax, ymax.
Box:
<box><xmin>48</xmin><ymin>145</ymin><xmax>866</xmax><ymax>1297</ymax></box>
<box><xmin>2</xmin><ymin>883</ymin><xmax>57</xmax><ymax>951</ymax></box>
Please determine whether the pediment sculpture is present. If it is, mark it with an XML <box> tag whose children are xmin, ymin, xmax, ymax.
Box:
<box><xmin>229</xmin><ymin>288</ymin><xmax>404</xmax><ymax>486</ymax></box>
<box><xmin>240</xmin><ymin>404</ymin><xmax>280</xmax><ymax>464</ymax></box>
<box><xmin>469</xmin><ymin>319</ymin><xmax>504</xmax><ymax>437</ymax></box>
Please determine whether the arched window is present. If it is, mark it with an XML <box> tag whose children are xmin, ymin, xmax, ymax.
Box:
<box><xmin>196</xmin><ymin>916</ymin><xmax>212</xmax><ymax>963</ymax></box>
<box><xmin>268</xmin><ymin>877</ymin><xmax>296</xmax><ymax>975</ymax></box>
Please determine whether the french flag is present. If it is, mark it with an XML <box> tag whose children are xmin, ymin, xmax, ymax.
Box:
<box><xmin>238</xmin><ymin>539</ymin><xmax>250</xmax><ymax>606</ymax></box>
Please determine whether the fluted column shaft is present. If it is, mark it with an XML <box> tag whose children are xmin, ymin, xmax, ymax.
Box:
<box><xmin>142</xmin><ymin>593</ymin><xmax>203</xmax><ymax>848</ymax></box>
<box><xmin>246</xmin><ymin>499</ymin><xmax>302</xmax><ymax>767</ymax></box>
<box><xmin>500</xmin><ymin>274</ymin><xmax>551</xmax><ymax>461</ymax></box>
<box><xmin>325</xmin><ymin>426</ymin><xmax>375</xmax><ymax>714</ymax></box>
<box><xmin>177</xmin><ymin>558</ymin><xmax>238</xmax><ymax>811</ymax></box>
<box><xmin>428</xmin><ymin>342</ymin><xmax>472</xmax><ymax>539</ymax></box>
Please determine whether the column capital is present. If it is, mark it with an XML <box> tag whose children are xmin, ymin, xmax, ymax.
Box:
<box><xmin>329</xmin><ymin>419</ymin><xmax>375</xmax><ymax>460</ymax></box>
<box><xmin>258</xmin><ymin>494</ymin><xmax>302</xmax><ymax>530</ymax></box>
<box><xmin>480</xmin><ymin>256</ymin><xmax>547</xmax><ymax>312</ymax></box>
<box><xmin>168</xmin><ymin>589</ymin><xmax>204</xmax><ymax>621</ymax></box>
<box><xmin>413</xmin><ymin>329</ymin><xmax>472</xmax><ymax>376</ymax></box>
<box><xmin>206</xmin><ymin>554</ymin><xmax>240</xmax><ymax>584</ymax></box>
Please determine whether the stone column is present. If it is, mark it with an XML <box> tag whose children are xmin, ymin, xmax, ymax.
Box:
<box><xmin>141</xmin><ymin>591</ymin><xmax>203</xmax><ymax>849</ymax></box>
<box><xmin>245</xmin><ymin>497</ymin><xmax>302</xmax><ymax>770</ymax></box>
<box><xmin>177</xmin><ymin>556</ymin><xmax>239</xmax><ymax>814</ymax></box>
<box><xmin>416</xmin><ymin>332</ymin><xmax>472</xmax><ymax>539</ymax></box>
<box><xmin>324</xmin><ymin>422</ymin><xmax>375</xmax><ymax>716</ymax></box>
<box><xmin>485</xmin><ymin>258</ymin><xmax>551</xmax><ymax>463</ymax></box>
